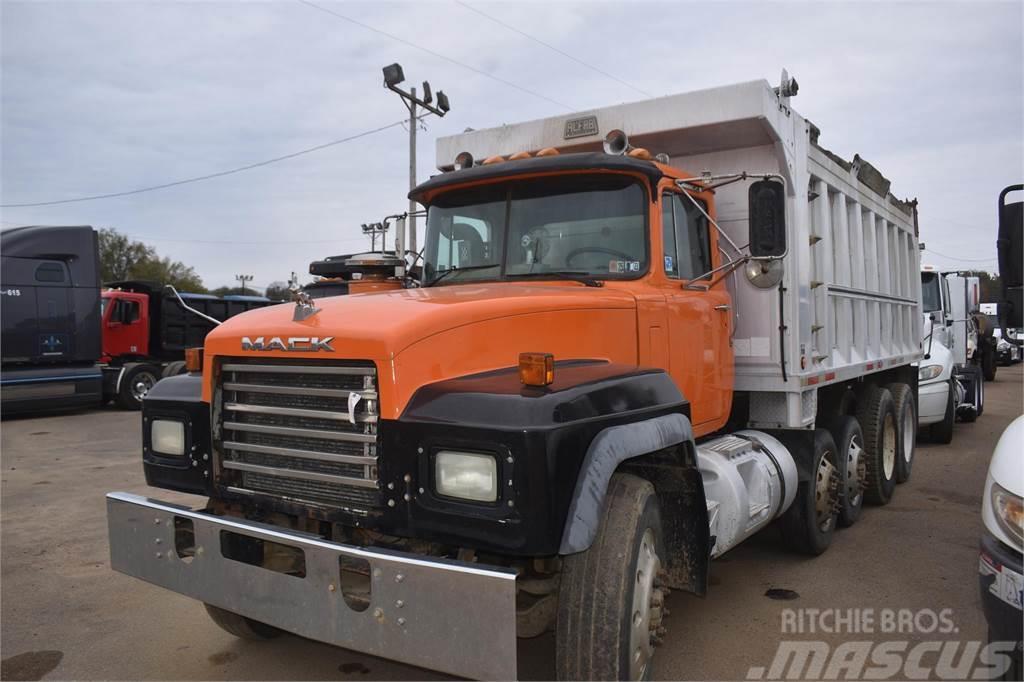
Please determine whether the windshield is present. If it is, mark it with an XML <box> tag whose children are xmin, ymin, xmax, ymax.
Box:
<box><xmin>422</xmin><ymin>175</ymin><xmax>647</xmax><ymax>285</ymax></box>
<box><xmin>921</xmin><ymin>272</ymin><xmax>941</xmax><ymax>313</ymax></box>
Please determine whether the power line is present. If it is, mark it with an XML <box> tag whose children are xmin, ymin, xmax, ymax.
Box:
<box><xmin>126</xmin><ymin>233</ymin><xmax>371</xmax><ymax>246</ymax></box>
<box><xmin>0</xmin><ymin>120</ymin><xmax>406</xmax><ymax>208</ymax></box>
<box><xmin>923</xmin><ymin>247</ymin><xmax>997</xmax><ymax>264</ymax></box>
<box><xmin>295</xmin><ymin>0</ymin><xmax>575</xmax><ymax>112</ymax></box>
<box><xmin>454</xmin><ymin>1</ymin><xmax>653</xmax><ymax>99</ymax></box>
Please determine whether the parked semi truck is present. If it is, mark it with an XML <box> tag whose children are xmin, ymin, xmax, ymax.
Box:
<box><xmin>100</xmin><ymin>281</ymin><xmax>279</xmax><ymax>409</ymax></box>
<box><xmin>918</xmin><ymin>268</ymin><xmax>988</xmax><ymax>442</ymax></box>
<box><xmin>106</xmin><ymin>75</ymin><xmax>924</xmax><ymax>680</ymax></box>
<box><xmin>1</xmin><ymin>225</ymin><xmax>104</xmax><ymax>415</ymax></box>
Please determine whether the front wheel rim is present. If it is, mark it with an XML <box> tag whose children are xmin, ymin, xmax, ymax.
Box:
<box><xmin>629</xmin><ymin>528</ymin><xmax>662</xmax><ymax>681</ymax></box>
<box><xmin>131</xmin><ymin>372</ymin><xmax>156</xmax><ymax>400</ymax></box>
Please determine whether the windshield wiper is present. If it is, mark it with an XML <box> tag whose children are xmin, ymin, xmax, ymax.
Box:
<box><xmin>426</xmin><ymin>263</ymin><xmax>500</xmax><ymax>287</ymax></box>
<box><xmin>506</xmin><ymin>271</ymin><xmax>603</xmax><ymax>288</ymax></box>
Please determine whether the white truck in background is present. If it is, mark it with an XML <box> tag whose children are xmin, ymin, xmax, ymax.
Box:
<box><xmin>918</xmin><ymin>268</ymin><xmax>986</xmax><ymax>442</ymax></box>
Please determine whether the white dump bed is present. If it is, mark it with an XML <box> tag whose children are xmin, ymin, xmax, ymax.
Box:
<box><xmin>436</xmin><ymin>79</ymin><xmax>923</xmax><ymax>428</ymax></box>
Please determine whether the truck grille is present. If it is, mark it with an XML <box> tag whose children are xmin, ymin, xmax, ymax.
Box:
<box><xmin>215</xmin><ymin>359</ymin><xmax>380</xmax><ymax>513</ymax></box>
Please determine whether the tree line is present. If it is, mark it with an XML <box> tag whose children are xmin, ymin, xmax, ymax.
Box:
<box><xmin>98</xmin><ymin>228</ymin><xmax>289</xmax><ymax>299</ymax></box>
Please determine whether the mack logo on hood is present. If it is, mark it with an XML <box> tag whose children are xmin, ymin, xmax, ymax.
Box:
<box><xmin>241</xmin><ymin>336</ymin><xmax>334</xmax><ymax>352</ymax></box>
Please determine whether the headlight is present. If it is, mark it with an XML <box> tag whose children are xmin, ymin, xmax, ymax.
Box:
<box><xmin>435</xmin><ymin>451</ymin><xmax>497</xmax><ymax>502</ymax></box>
<box><xmin>151</xmin><ymin>419</ymin><xmax>185</xmax><ymax>456</ymax></box>
<box><xmin>918</xmin><ymin>364</ymin><xmax>943</xmax><ymax>381</ymax></box>
<box><xmin>992</xmin><ymin>483</ymin><xmax>1024</xmax><ymax>547</ymax></box>
<box><xmin>997</xmin><ymin>340</ymin><xmax>1010</xmax><ymax>351</ymax></box>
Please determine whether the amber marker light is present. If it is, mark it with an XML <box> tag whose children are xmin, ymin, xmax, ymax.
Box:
<box><xmin>184</xmin><ymin>347</ymin><xmax>204</xmax><ymax>373</ymax></box>
<box><xmin>519</xmin><ymin>352</ymin><xmax>554</xmax><ymax>387</ymax></box>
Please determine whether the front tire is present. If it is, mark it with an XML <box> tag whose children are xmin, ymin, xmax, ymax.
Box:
<box><xmin>556</xmin><ymin>473</ymin><xmax>667</xmax><ymax>681</ymax></box>
<box><xmin>116</xmin><ymin>363</ymin><xmax>161</xmax><ymax>410</ymax></box>
<box><xmin>856</xmin><ymin>385</ymin><xmax>898</xmax><ymax>505</ymax></box>
<box><xmin>927</xmin><ymin>380</ymin><xmax>955</xmax><ymax>445</ymax></box>
<box><xmin>203</xmin><ymin>604</ymin><xmax>282</xmax><ymax>640</ymax></box>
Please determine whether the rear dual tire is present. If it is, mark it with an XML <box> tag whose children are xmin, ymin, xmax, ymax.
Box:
<box><xmin>856</xmin><ymin>385</ymin><xmax>898</xmax><ymax>506</ymax></box>
<box><xmin>887</xmin><ymin>383</ymin><xmax>916</xmax><ymax>484</ymax></box>
<box><xmin>778</xmin><ymin>429</ymin><xmax>839</xmax><ymax>555</ymax></box>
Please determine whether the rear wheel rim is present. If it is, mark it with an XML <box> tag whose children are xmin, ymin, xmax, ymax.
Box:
<box><xmin>630</xmin><ymin>528</ymin><xmax>661</xmax><ymax>681</ymax></box>
<box><xmin>845</xmin><ymin>434</ymin><xmax>865</xmax><ymax>508</ymax></box>
<box><xmin>814</xmin><ymin>452</ymin><xmax>836</xmax><ymax>532</ymax></box>
<box><xmin>901</xmin><ymin>406</ymin><xmax>914</xmax><ymax>464</ymax></box>
<box><xmin>882</xmin><ymin>414</ymin><xmax>896</xmax><ymax>480</ymax></box>
<box><xmin>131</xmin><ymin>372</ymin><xmax>157</xmax><ymax>401</ymax></box>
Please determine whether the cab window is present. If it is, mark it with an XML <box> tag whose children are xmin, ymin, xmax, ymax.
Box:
<box><xmin>34</xmin><ymin>262</ymin><xmax>67</xmax><ymax>283</ymax></box>
<box><xmin>661</xmin><ymin>193</ymin><xmax>712</xmax><ymax>280</ymax></box>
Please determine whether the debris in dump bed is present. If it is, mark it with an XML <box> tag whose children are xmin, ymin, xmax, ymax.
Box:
<box><xmin>764</xmin><ymin>588</ymin><xmax>800</xmax><ymax>600</ymax></box>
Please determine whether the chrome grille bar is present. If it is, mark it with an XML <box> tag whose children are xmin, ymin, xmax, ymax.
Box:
<box><xmin>222</xmin><ymin>460</ymin><xmax>378</xmax><ymax>489</ymax></box>
<box><xmin>223</xmin><ymin>382</ymin><xmax>377</xmax><ymax>400</ymax></box>
<box><xmin>224</xmin><ymin>402</ymin><xmax>377</xmax><ymax>424</ymax></box>
<box><xmin>223</xmin><ymin>441</ymin><xmax>377</xmax><ymax>466</ymax></box>
<box><xmin>222</xmin><ymin>421</ymin><xmax>376</xmax><ymax>444</ymax></box>
<box><xmin>222</xmin><ymin>363</ymin><xmax>375</xmax><ymax>376</ymax></box>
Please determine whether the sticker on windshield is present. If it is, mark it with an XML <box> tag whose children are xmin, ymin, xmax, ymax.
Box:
<box><xmin>664</xmin><ymin>256</ymin><xmax>674</xmax><ymax>272</ymax></box>
<box><xmin>610</xmin><ymin>260</ymin><xmax>641</xmax><ymax>274</ymax></box>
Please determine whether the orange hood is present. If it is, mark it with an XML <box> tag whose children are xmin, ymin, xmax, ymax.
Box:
<box><xmin>203</xmin><ymin>283</ymin><xmax>640</xmax><ymax>418</ymax></box>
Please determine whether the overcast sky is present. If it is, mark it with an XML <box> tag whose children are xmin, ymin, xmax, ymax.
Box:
<box><xmin>2</xmin><ymin>0</ymin><xmax>1021</xmax><ymax>291</ymax></box>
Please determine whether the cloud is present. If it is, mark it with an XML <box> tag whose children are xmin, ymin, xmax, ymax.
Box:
<box><xmin>2</xmin><ymin>0</ymin><xmax>1020</xmax><ymax>287</ymax></box>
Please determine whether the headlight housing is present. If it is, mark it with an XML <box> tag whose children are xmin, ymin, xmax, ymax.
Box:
<box><xmin>151</xmin><ymin>419</ymin><xmax>185</xmax><ymax>456</ymax></box>
<box><xmin>992</xmin><ymin>483</ymin><xmax>1024</xmax><ymax>548</ymax></box>
<box><xmin>918</xmin><ymin>364</ymin><xmax>943</xmax><ymax>381</ymax></box>
<box><xmin>435</xmin><ymin>451</ymin><xmax>498</xmax><ymax>502</ymax></box>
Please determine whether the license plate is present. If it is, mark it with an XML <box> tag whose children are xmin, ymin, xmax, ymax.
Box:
<box><xmin>982</xmin><ymin>554</ymin><xmax>1024</xmax><ymax>609</ymax></box>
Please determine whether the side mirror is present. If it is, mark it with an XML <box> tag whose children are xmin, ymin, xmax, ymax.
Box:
<box><xmin>748</xmin><ymin>180</ymin><xmax>786</xmax><ymax>258</ymax></box>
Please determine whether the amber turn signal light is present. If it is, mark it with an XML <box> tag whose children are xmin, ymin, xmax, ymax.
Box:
<box><xmin>519</xmin><ymin>352</ymin><xmax>554</xmax><ymax>387</ymax></box>
<box><xmin>184</xmin><ymin>347</ymin><xmax>204</xmax><ymax>373</ymax></box>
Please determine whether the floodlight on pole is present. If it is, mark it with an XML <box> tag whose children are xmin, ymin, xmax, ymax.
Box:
<box><xmin>382</xmin><ymin>63</ymin><xmax>405</xmax><ymax>88</ymax></box>
<box><xmin>382</xmin><ymin>62</ymin><xmax>451</xmax><ymax>256</ymax></box>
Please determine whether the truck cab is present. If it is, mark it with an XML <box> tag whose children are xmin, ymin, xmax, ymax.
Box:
<box><xmin>101</xmin><ymin>289</ymin><xmax>150</xmax><ymax>360</ymax></box>
<box><xmin>918</xmin><ymin>267</ymin><xmax>985</xmax><ymax>441</ymax></box>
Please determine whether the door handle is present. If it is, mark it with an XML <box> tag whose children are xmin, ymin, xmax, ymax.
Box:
<box><xmin>714</xmin><ymin>304</ymin><xmax>731</xmax><ymax>312</ymax></box>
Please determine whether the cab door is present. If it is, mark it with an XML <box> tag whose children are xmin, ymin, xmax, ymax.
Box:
<box><xmin>103</xmin><ymin>293</ymin><xmax>148</xmax><ymax>359</ymax></box>
<box><xmin>660</xmin><ymin>190</ymin><xmax>733</xmax><ymax>434</ymax></box>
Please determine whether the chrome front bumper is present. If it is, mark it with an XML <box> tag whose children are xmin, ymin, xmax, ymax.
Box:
<box><xmin>106</xmin><ymin>492</ymin><xmax>518</xmax><ymax>680</ymax></box>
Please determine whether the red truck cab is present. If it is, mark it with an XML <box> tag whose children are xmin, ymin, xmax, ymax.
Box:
<box><xmin>101</xmin><ymin>289</ymin><xmax>150</xmax><ymax>362</ymax></box>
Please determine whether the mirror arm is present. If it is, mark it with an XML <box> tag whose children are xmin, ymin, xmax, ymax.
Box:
<box><xmin>683</xmin><ymin>255</ymin><xmax>752</xmax><ymax>290</ymax></box>
<box><xmin>164</xmin><ymin>285</ymin><xmax>222</xmax><ymax>326</ymax></box>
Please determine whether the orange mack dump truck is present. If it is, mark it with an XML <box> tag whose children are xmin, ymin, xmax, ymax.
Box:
<box><xmin>106</xmin><ymin>74</ymin><xmax>923</xmax><ymax>680</ymax></box>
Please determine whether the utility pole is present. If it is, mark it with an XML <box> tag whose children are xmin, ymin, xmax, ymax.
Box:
<box><xmin>382</xmin><ymin>63</ymin><xmax>450</xmax><ymax>257</ymax></box>
<box><xmin>409</xmin><ymin>85</ymin><xmax>416</xmax><ymax>254</ymax></box>
<box><xmin>235</xmin><ymin>274</ymin><xmax>253</xmax><ymax>295</ymax></box>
